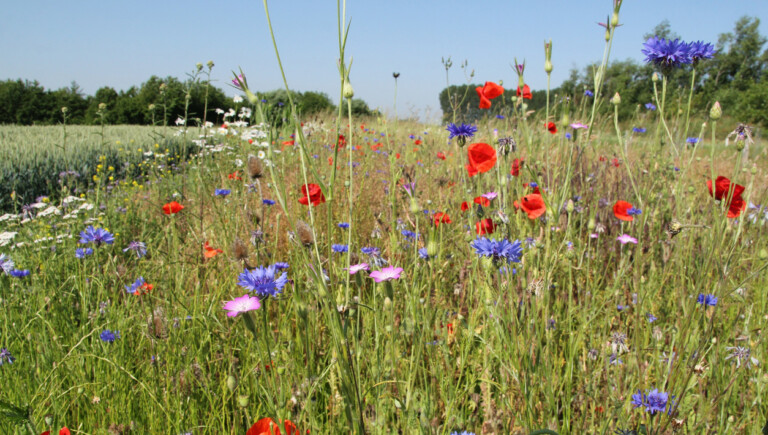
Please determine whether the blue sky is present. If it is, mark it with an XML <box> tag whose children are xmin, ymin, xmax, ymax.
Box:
<box><xmin>3</xmin><ymin>1</ymin><xmax>767</xmax><ymax>122</ymax></box>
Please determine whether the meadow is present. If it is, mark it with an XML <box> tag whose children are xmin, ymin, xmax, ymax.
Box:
<box><xmin>2</xmin><ymin>2</ymin><xmax>768</xmax><ymax>435</ymax></box>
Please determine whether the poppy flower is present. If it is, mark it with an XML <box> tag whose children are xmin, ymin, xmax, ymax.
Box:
<box><xmin>474</xmin><ymin>196</ymin><xmax>491</xmax><ymax>207</ymax></box>
<box><xmin>467</xmin><ymin>143</ymin><xmax>497</xmax><ymax>174</ymax></box>
<box><xmin>298</xmin><ymin>183</ymin><xmax>325</xmax><ymax>206</ymax></box>
<box><xmin>461</xmin><ymin>201</ymin><xmax>470</xmax><ymax>212</ymax></box>
<box><xmin>437</xmin><ymin>151</ymin><xmax>446</xmax><ymax>160</ymax></box>
<box><xmin>476</xmin><ymin>218</ymin><xmax>495</xmax><ymax>235</ymax></box>
<box><xmin>414</xmin><ymin>139</ymin><xmax>422</xmax><ymax>145</ymax></box>
<box><xmin>515</xmin><ymin>194</ymin><xmax>546</xmax><ymax>219</ymax></box>
<box><xmin>517</xmin><ymin>84</ymin><xmax>532</xmax><ymax>99</ymax></box>
<box><xmin>707</xmin><ymin>176</ymin><xmax>745</xmax><ymax>201</ymax></box>
<box><xmin>475</xmin><ymin>81</ymin><xmax>504</xmax><ymax>109</ymax></box>
<box><xmin>396</xmin><ymin>153</ymin><xmax>401</xmax><ymax>159</ymax></box>
<box><xmin>204</xmin><ymin>241</ymin><xmax>223</xmax><ymax>259</ymax></box>
<box><xmin>613</xmin><ymin>200</ymin><xmax>634</xmax><ymax>222</ymax></box>
<box><xmin>41</xmin><ymin>429</ymin><xmax>70</xmax><ymax>435</ymax></box>
<box><xmin>162</xmin><ymin>201</ymin><xmax>184</xmax><ymax>215</ymax></box>
<box><xmin>511</xmin><ymin>158</ymin><xmax>524</xmax><ymax>177</ymax></box>
<box><xmin>228</xmin><ymin>171</ymin><xmax>242</xmax><ymax>180</ymax></box>
<box><xmin>282</xmin><ymin>140</ymin><xmax>295</xmax><ymax>146</ymax></box>
<box><xmin>611</xmin><ymin>158</ymin><xmax>620</xmax><ymax>167</ymax></box>
<box><xmin>246</xmin><ymin>417</ymin><xmax>299</xmax><ymax>435</ymax></box>
<box><xmin>466</xmin><ymin>164</ymin><xmax>479</xmax><ymax>177</ymax></box>
<box><xmin>337</xmin><ymin>134</ymin><xmax>346</xmax><ymax>148</ymax></box>
<box><xmin>522</xmin><ymin>183</ymin><xmax>541</xmax><ymax>195</ymax></box>
<box><xmin>434</xmin><ymin>212</ymin><xmax>451</xmax><ymax>226</ymax></box>
<box><xmin>546</xmin><ymin>122</ymin><xmax>557</xmax><ymax>134</ymax></box>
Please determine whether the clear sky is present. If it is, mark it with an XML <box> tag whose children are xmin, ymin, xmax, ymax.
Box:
<box><xmin>3</xmin><ymin>1</ymin><xmax>767</xmax><ymax>122</ymax></box>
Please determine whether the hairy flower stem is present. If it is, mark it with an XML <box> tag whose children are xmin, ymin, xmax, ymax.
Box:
<box><xmin>682</xmin><ymin>68</ymin><xmax>697</xmax><ymax>140</ymax></box>
<box><xmin>653</xmin><ymin>77</ymin><xmax>679</xmax><ymax>156</ymax></box>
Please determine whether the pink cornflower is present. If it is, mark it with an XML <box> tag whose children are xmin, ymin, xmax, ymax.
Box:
<box><xmin>617</xmin><ymin>234</ymin><xmax>638</xmax><ymax>245</ymax></box>
<box><xmin>369</xmin><ymin>266</ymin><xmax>403</xmax><ymax>283</ymax></box>
<box><xmin>223</xmin><ymin>294</ymin><xmax>261</xmax><ymax>317</ymax></box>
<box><xmin>349</xmin><ymin>263</ymin><xmax>370</xmax><ymax>275</ymax></box>
<box><xmin>481</xmin><ymin>191</ymin><xmax>498</xmax><ymax>200</ymax></box>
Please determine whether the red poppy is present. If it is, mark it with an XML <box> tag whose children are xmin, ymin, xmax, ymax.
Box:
<box><xmin>414</xmin><ymin>139</ymin><xmax>422</xmax><ymax>145</ymax></box>
<box><xmin>517</xmin><ymin>84</ymin><xmax>532</xmax><ymax>99</ymax></box>
<box><xmin>282</xmin><ymin>140</ymin><xmax>295</xmax><ymax>146</ymax></box>
<box><xmin>707</xmin><ymin>176</ymin><xmax>745</xmax><ymax>201</ymax></box>
<box><xmin>437</xmin><ymin>151</ymin><xmax>446</xmax><ymax>160</ymax></box>
<box><xmin>228</xmin><ymin>171</ymin><xmax>242</xmax><ymax>181</ymax></box>
<box><xmin>337</xmin><ymin>134</ymin><xmax>346</xmax><ymax>148</ymax></box>
<box><xmin>434</xmin><ymin>212</ymin><xmax>452</xmax><ymax>226</ymax></box>
<box><xmin>611</xmin><ymin>158</ymin><xmax>620</xmax><ymax>167</ymax></box>
<box><xmin>546</xmin><ymin>122</ymin><xmax>557</xmax><ymax>134</ymax></box>
<box><xmin>328</xmin><ymin>157</ymin><xmax>333</xmax><ymax>166</ymax></box>
<box><xmin>613</xmin><ymin>200</ymin><xmax>634</xmax><ymax>222</ymax></box>
<box><xmin>246</xmin><ymin>417</ymin><xmax>299</xmax><ymax>435</ymax></box>
<box><xmin>511</xmin><ymin>158</ymin><xmax>524</xmax><ymax>177</ymax></box>
<box><xmin>298</xmin><ymin>183</ymin><xmax>326</xmax><ymax>206</ymax></box>
<box><xmin>466</xmin><ymin>164</ymin><xmax>479</xmax><ymax>177</ymax></box>
<box><xmin>41</xmin><ymin>429</ymin><xmax>70</xmax><ymax>435</ymax></box>
<box><xmin>707</xmin><ymin>176</ymin><xmax>746</xmax><ymax>218</ymax></box>
<box><xmin>461</xmin><ymin>201</ymin><xmax>470</xmax><ymax>212</ymax></box>
<box><xmin>162</xmin><ymin>201</ymin><xmax>184</xmax><ymax>215</ymax></box>
<box><xmin>475</xmin><ymin>81</ymin><xmax>504</xmax><ymax>109</ymax></box>
<box><xmin>204</xmin><ymin>241</ymin><xmax>223</xmax><ymax>259</ymax></box>
<box><xmin>396</xmin><ymin>153</ymin><xmax>401</xmax><ymax>159</ymax></box>
<box><xmin>515</xmin><ymin>194</ymin><xmax>546</xmax><ymax>219</ymax></box>
<box><xmin>467</xmin><ymin>143</ymin><xmax>497</xmax><ymax>174</ymax></box>
<box><xmin>474</xmin><ymin>196</ymin><xmax>490</xmax><ymax>207</ymax></box>
<box><xmin>476</xmin><ymin>218</ymin><xmax>495</xmax><ymax>235</ymax></box>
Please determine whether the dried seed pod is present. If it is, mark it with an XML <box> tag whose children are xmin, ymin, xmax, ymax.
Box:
<box><xmin>247</xmin><ymin>154</ymin><xmax>263</xmax><ymax>179</ymax></box>
<box><xmin>296</xmin><ymin>220</ymin><xmax>314</xmax><ymax>247</ymax></box>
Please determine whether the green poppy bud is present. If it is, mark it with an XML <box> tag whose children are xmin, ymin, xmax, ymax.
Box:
<box><xmin>566</xmin><ymin>199</ymin><xmax>575</xmax><ymax>213</ymax></box>
<box><xmin>588</xmin><ymin>218</ymin><xmax>596</xmax><ymax>230</ymax></box>
<box><xmin>226</xmin><ymin>375</ymin><xmax>237</xmax><ymax>392</ymax></box>
<box><xmin>383</xmin><ymin>297</ymin><xmax>392</xmax><ymax>309</ymax></box>
<box><xmin>709</xmin><ymin>101</ymin><xmax>722</xmax><ymax>120</ymax></box>
<box><xmin>750</xmin><ymin>165</ymin><xmax>757</xmax><ymax>175</ymax></box>
<box><xmin>237</xmin><ymin>395</ymin><xmax>250</xmax><ymax>408</ymax></box>
<box><xmin>343</xmin><ymin>81</ymin><xmax>354</xmax><ymax>99</ymax></box>
<box><xmin>544</xmin><ymin>60</ymin><xmax>553</xmax><ymax>74</ymax></box>
<box><xmin>427</xmin><ymin>240</ymin><xmax>438</xmax><ymax>257</ymax></box>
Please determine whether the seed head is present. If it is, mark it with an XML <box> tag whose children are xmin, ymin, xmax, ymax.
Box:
<box><xmin>247</xmin><ymin>154</ymin><xmax>263</xmax><ymax>179</ymax></box>
<box><xmin>296</xmin><ymin>220</ymin><xmax>315</xmax><ymax>247</ymax></box>
<box><xmin>232</xmin><ymin>238</ymin><xmax>249</xmax><ymax>262</ymax></box>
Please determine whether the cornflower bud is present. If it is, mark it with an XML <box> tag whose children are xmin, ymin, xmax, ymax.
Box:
<box><xmin>611</xmin><ymin>92</ymin><xmax>621</xmax><ymax>105</ymax></box>
<box><xmin>709</xmin><ymin>101</ymin><xmax>722</xmax><ymax>120</ymax></box>
<box><xmin>343</xmin><ymin>81</ymin><xmax>354</xmax><ymax>98</ymax></box>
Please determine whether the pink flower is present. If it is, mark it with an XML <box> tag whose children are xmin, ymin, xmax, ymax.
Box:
<box><xmin>481</xmin><ymin>191</ymin><xmax>498</xmax><ymax>200</ymax></box>
<box><xmin>570</xmin><ymin>122</ymin><xmax>588</xmax><ymax>129</ymax></box>
<box><xmin>369</xmin><ymin>266</ymin><xmax>403</xmax><ymax>283</ymax></box>
<box><xmin>349</xmin><ymin>263</ymin><xmax>370</xmax><ymax>275</ymax></box>
<box><xmin>223</xmin><ymin>294</ymin><xmax>261</xmax><ymax>317</ymax></box>
<box><xmin>616</xmin><ymin>234</ymin><xmax>638</xmax><ymax>245</ymax></box>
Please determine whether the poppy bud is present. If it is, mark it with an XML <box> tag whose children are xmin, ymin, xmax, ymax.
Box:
<box><xmin>588</xmin><ymin>218</ymin><xmax>596</xmax><ymax>230</ymax></box>
<box><xmin>237</xmin><ymin>395</ymin><xmax>250</xmax><ymax>408</ymax></box>
<box><xmin>98</xmin><ymin>103</ymin><xmax>107</xmax><ymax>111</ymax></box>
<box><xmin>498</xmin><ymin>79</ymin><xmax>503</xmax><ymax>86</ymax></box>
<box><xmin>45</xmin><ymin>415</ymin><xmax>53</xmax><ymax>426</ymax></box>
<box><xmin>751</xmin><ymin>165</ymin><xmax>757</xmax><ymax>175</ymax></box>
<box><xmin>427</xmin><ymin>240</ymin><xmax>438</xmax><ymax>257</ymax></box>
<box><xmin>545</xmin><ymin>61</ymin><xmax>553</xmax><ymax>74</ymax></box>
<box><xmin>605</xmin><ymin>28</ymin><xmax>611</xmax><ymax>42</ymax></box>
<box><xmin>709</xmin><ymin>101</ymin><xmax>722</xmax><ymax>120</ymax></box>
<box><xmin>561</xmin><ymin>113</ymin><xmax>570</xmax><ymax>128</ymax></box>
<box><xmin>343</xmin><ymin>81</ymin><xmax>355</xmax><ymax>98</ymax></box>
<box><xmin>566</xmin><ymin>199</ymin><xmax>575</xmax><ymax>213</ymax></box>
<box><xmin>226</xmin><ymin>375</ymin><xmax>238</xmax><ymax>392</ymax></box>
<box><xmin>148</xmin><ymin>104</ymin><xmax>155</xmax><ymax>111</ymax></box>
<box><xmin>383</xmin><ymin>297</ymin><xmax>392</xmax><ymax>309</ymax></box>
<box><xmin>611</xmin><ymin>92</ymin><xmax>621</xmax><ymax>105</ymax></box>
<box><xmin>409</xmin><ymin>198</ymin><xmax>421</xmax><ymax>214</ymax></box>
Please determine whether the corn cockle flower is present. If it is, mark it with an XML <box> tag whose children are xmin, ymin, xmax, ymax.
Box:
<box><xmin>370</xmin><ymin>266</ymin><xmax>403</xmax><ymax>282</ymax></box>
<box><xmin>348</xmin><ymin>263</ymin><xmax>370</xmax><ymax>275</ymax></box>
<box><xmin>223</xmin><ymin>294</ymin><xmax>261</xmax><ymax>317</ymax></box>
<box><xmin>617</xmin><ymin>234</ymin><xmax>638</xmax><ymax>244</ymax></box>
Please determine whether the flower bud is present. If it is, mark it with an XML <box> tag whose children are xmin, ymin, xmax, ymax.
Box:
<box><xmin>544</xmin><ymin>60</ymin><xmax>553</xmax><ymax>74</ymax></box>
<box><xmin>409</xmin><ymin>198</ymin><xmax>421</xmax><ymax>214</ymax></box>
<box><xmin>61</xmin><ymin>106</ymin><xmax>68</xmax><ymax>114</ymax></box>
<box><xmin>611</xmin><ymin>11</ymin><xmax>619</xmax><ymax>27</ymax></box>
<box><xmin>588</xmin><ymin>218</ymin><xmax>596</xmax><ymax>230</ymax></box>
<box><xmin>383</xmin><ymin>297</ymin><xmax>392</xmax><ymax>309</ymax></box>
<box><xmin>237</xmin><ymin>395</ymin><xmax>250</xmax><ymax>408</ymax></box>
<box><xmin>148</xmin><ymin>104</ymin><xmax>155</xmax><ymax>111</ymax></box>
<box><xmin>652</xmin><ymin>72</ymin><xmax>659</xmax><ymax>82</ymax></box>
<box><xmin>427</xmin><ymin>240</ymin><xmax>438</xmax><ymax>257</ymax></box>
<box><xmin>566</xmin><ymin>199</ymin><xmax>575</xmax><ymax>213</ymax></box>
<box><xmin>751</xmin><ymin>165</ymin><xmax>757</xmax><ymax>175</ymax></box>
<box><xmin>611</xmin><ymin>92</ymin><xmax>621</xmax><ymax>105</ymax></box>
<box><xmin>226</xmin><ymin>375</ymin><xmax>238</xmax><ymax>392</ymax></box>
<box><xmin>98</xmin><ymin>103</ymin><xmax>107</xmax><ymax>111</ymax></box>
<box><xmin>759</xmin><ymin>249</ymin><xmax>768</xmax><ymax>260</ymax></box>
<box><xmin>709</xmin><ymin>101</ymin><xmax>722</xmax><ymax>120</ymax></box>
<box><xmin>343</xmin><ymin>81</ymin><xmax>354</xmax><ymax>98</ymax></box>
<box><xmin>498</xmin><ymin>79</ymin><xmax>503</xmax><ymax>86</ymax></box>
<box><xmin>196</xmin><ymin>63</ymin><xmax>203</xmax><ymax>72</ymax></box>
<box><xmin>735</xmin><ymin>141</ymin><xmax>745</xmax><ymax>152</ymax></box>
<box><xmin>605</xmin><ymin>28</ymin><xmax>611</xmax><ymax>42</ymax></box>
<box><xmin>207</xmin><ymin>60</ymin><xmax>215</xmax><ymax>69</ymax></box>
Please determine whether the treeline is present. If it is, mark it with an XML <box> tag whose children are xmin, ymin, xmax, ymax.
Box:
<box><xmin>0</xmin><ymin>76</ymin><xmax>376</xmax><ymax>125</ymax></box>
<box><xmin>440</xmin><ymin>16</ymin><xmax>768</xmax><ymax>126</ymax></box>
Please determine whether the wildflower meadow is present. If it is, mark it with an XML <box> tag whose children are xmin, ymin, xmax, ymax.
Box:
<box><xmin>2</xmin><ymin>1</ymin><xmax>768</xmax><ymax>434</ymax></box>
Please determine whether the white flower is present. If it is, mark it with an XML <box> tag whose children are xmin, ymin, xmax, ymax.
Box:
<box><xmin>257</xmin><ymin>151</ymin><xmax>266</xmax><ymax>159</ymax></box>
<box><xmin>215</xmin><ymin>108</ymin><xmax>225</xmax><ymax>115</ymax></box>
<box><xmin>233</xmin><ymin>95</ymin><xmax>243</xmax><ymax>103</ymax></box>
<box><xmin>175</xmin><ymin>117</ymin><xmax>185</xmax><ymax>126</ymax></box>
<box><xmin>235</xmin><ymin>159</ymin><xmax>243</xmax><ymax>167</ymax></box>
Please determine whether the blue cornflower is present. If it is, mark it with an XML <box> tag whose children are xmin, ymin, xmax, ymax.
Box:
<box><xmin>79</xmin><ymin>226</ymin><xmax>115</xmax><ymax>246</ymax></box>
<box><xmin>123</xmin><ymin>241</ymin><xmax>147</xmax><ymax>258</ymax></box>
<box><xmin>642</xmin><ymin>37</ymin><xmax>692</xmax><ymax>71</ymax></box>
<box><xmin>263</xmin><ymin>199</ymin><xmax>276</xmax><ymax>206</ymax></box>
<box><xmin>214</xmin><ymin>188</ymin><xmax>231</xmax><ymax>197</ymax></box>
<box><xmin>450</xmin><ymin>432</ymin><xmax>476</xmax><ymax>435</ymax></box>
<box><xmin>361</xmin><ymin>247</ymin><xmax>380</xmax><ymax>256</ymax></box>
<box><xmin>609</xmin><ymin>353</ymin><xmax>623</xmax><ymax>366</ymax></box>
<box><xmin>565</xmin><ymin>132</ymin><xmax>572</xmax><ymax>140</ymax></box>
<box><xmin>0</xmin><ymin>348</ymin><xmax>15</xmax><ymax>366</ymax></box>
<box><xmin>100</xmin><ymin>329</ymin><xmax>120</xmax><ymax>343</ymax></box>
<box><xmin>495</xmin><ymin>114</ymin><xmax>505</xmax><ymax>119</ymax></box>
<box><xmin>631</xmin><ymin>388</ymin><xmax>674</xmax><ymax>415</ymax></box>
<box><xmin>9</xmin><ymin>269</ymin><xmax>29</xmax><ymax>278</ymax></box>
<box><xmin>401</xmin><ymin>230</ymin><xmax>419</xmax><ymax>240</ymax></box>
<box><xmin>617</xmin><ymin>305</ymin><xmax>625</xmax><ymax>312</ymax></box>
<box><xmin>0</xmin><ymin>254</ymin><xmax>14</xmax><ymax>275</ymax></box>
<box><xmin>418</xmin><ymin>247</ymin><xmax>430</xmax><ymax>260</ymax></box>
<box><xmin>237</xmin><ymin>265</ymin><xmax>289</xmax><ymax>298</ymax></box>
<box><xmin>332</xmin><ymin>244</ymin><xmax>348</xmax><ymax>254</ymax></box>
<box><xmin>446</xmin><ymin>123</ymin><xmax>478</xmax><ymax>145</ymax></box>
<box><xmin>633</xmin><ymin>127</ymin><xmax>647</xmax><ymax>133</ymax></box>
<box><xmin>627</xmin><ymin>207</ymin><xmax>642</xmax><ymax>216</ymax></box>
<box><xmin>338</xmin><ymin>222</ymin><xmax>350</xmax><ymax>229</ymax></box>
<box><xmin>697</xmin><ymin>293</ymin><xmax>717</xmax><ymax>307</ymax></box>
<box><xmin>274</xmin><ymin>262</ymin><xmax>289</xmax><ymax>270</ymax></box>
<box><xmin>471</xmin><ymin>238</ymin><xmax>523</xmax><ymax>264</ymax></box>
<box><xmin>125</xmin><ymin>277</ymin><xmax>147</xmax><ymax>294</ymax></box>
<box><xmin>647</xmin><ymin>313</ymin><xmax>657</xmax><ymax>323</ymax></box>
<box><xmin>687</xmin><ymin>40</ymin><xmax>715</xmax><ymax>63</ymax></box>
<box><xmin>686</xmin><ymin>137</ymin><xmax>699</xmax><ymax>144</ymax></box>
<box><xmin>75</xmin><ymin>248</ymin><xmax>94</xmax><ymax>259</ymax></box>
<box><xmin>645</xmin><ymin>103</ymin><xmax>656</xmax><ymax>111</ymax></box>
<box><xmin>584</xmin><ymin>90</ymin><xmax>594</xmax><ymax>97</ymax></box>
<box><xmin>529</xmin><ymin>182</ymin><xmax>538</xmax><ymax>188</ymax></box>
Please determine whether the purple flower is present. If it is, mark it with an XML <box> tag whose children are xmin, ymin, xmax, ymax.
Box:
<box><xmin>647</xmin><ymin>313</ymin><xmax>657</xmax><ymax>323</ymax></box>
<box><xmin>232</xmin><ymin>74</ymin><xmax>245</xmax><ymax>88</ymax></box>
<box><xmin>332</xmin><ymin>244</ymin><xmax>348</xmax><ymax>254</ymax></box>
<box><xmin>237</xmin><ymin>264</ymin><xmax>288</xmax><ymax>298</ymax></box>
<box><xmin>125</xmin><ymin>277</ymin><xmax>147</xmax><ymax>294</ymax></box>
<box><xmin>223</xmin><ymin>294</ymin><xmax>261</xmax><ymax>317</ymax></box>
<box><xmin>348</xmin><ymin>263</ymin><xmax>370</xmax><ymax>275</ymax></box>
<box><xmin>446</xmin><ymin>123</ymin><xmax>478</xmax><ymax>145</ymax></box>
<box><xmin>263</xmin><ymin>199</ymin><xmax>276</xmax><ymax>206</ymax></box>
<box><xmin>123</xmin><ymin>241</ymin><xmax>147</xmax><ymax>258</ymax></box>
<box><xmin>370</xmin><ymin>266</ymin><xmax>403</xmax><ymax>283</ymax></box>
<box><xmin>481</xmin><ymin>191</ymin><xmax>498</xmax><ymax>200</ymax></box>
<box><xmin>0</xmin><ymin>254</ymin><xmax>14</xmax><ymax>275</ymax></box>
<box><xmin>337</xmin><ymin>222</ymin><xmax>350</xmax><ymax>229</ymax></box>
<box><xmin>471</xmin><ymin>238</ymin><xmax>523</xmax><ymax>264</ymax></box>
<box><xmin>686</xmin><ymin>137</ymin><xmax>699</xmax><ymax>144</ymax></box>
<box><xmin>687</xmin><ymin>40</ymin><xmax>715</xmax><ymax>63</ymax></box>
<box><xmin>570</xmin><ymin>122</ymin><xmax>588</xmax><ymax>129</ymax></box>
<box><xmin>100</xmin><ymin>329</ymin><xmax>120</xmax><ymax>343</ymax></box>
<box><xmin>642</xmin><ymin>37</ymin><xmax>692</xmax><ymax>71</ymax></box>
<box><xmin>617</xmin><ymin>234</ymin><xmax>638</xmax><ymax>245</ymax></box>
<box><xmin>633</xmin><ymin>127</ymin><xmax>646</xmax><ymax>133</ymax></box>
<box><xmin>584</xmin><ymin>90</ymin><xmax>594</xmax><ymax>97</ymax></box>
<box><xmin>214</xmin><ymin>188</ymin><xmax>231</xmax><ymax>197</ymax></box>
<box><xmin>631</xmin><ymin>388</ymin><xmax>674</xmax><ymax>415</ymax></box>
<box><xmin>697</xmin><ymin>293</ymin><xmax>718</xmax><ymax>307</ymax></box>
<box><xmin>79</xmin><ymin>226</ymin><xmax>115</xmax><ymax>246</ymax></box>
<box><xmin>9</xmin><ymin>269</ymin><xmax>29</xmax><ymax>278</ymax></box>
<box><xmin>0</xmin><ymin>348</ymin><xmax>15</xmax><ymax>366</ymax></box>
<box><xmin>75</xmin><ymin>248</ymin><xmax>94</xmax><ymax>259</ymax></box>
<box><xmin>645</xmin><ymin>103</ymin><xmax>656</xmax><ymax>111</ymax></box>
